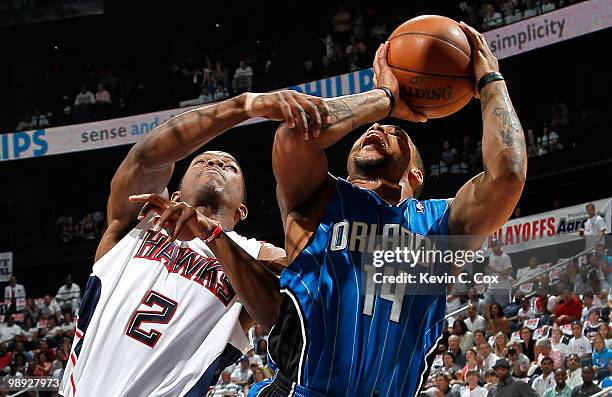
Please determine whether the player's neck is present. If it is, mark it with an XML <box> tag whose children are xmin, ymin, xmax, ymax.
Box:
<box><xmin>195</xmin><ymin>204</ymin><xmax>235</xmax><ymax>231</ymax></box>
<box><xmin>349</xmin><ymin>177</ymin><xmax>411</xmax><ymax>204</ymax></box>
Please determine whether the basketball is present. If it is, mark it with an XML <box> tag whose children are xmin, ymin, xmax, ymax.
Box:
<box><xmin>387</xmin><ymin>15</ymin><xmax>474</xmax><ymax>119</ymax></box>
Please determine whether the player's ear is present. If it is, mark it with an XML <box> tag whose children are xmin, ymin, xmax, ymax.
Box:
<box><xmin>171</xmin><ymin>191</ymin><xmax>181</xmax><ymax>202</ymax></box>
<box><xmin>408</xmin><ymin>168</ymin><xmax>424</xmax><ymax>195</ymax></box>
<box><xmin>236</xmin><ymin>204</ymin><xmax>248</xmax><ymax>222</ymax></box>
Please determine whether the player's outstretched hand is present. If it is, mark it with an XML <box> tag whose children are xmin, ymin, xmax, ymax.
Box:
<box><xmin>373</xmin><ymin>41</ymin><xmax>427</xmax><ymax>123</ymax></box>
<box><xmin>247</xmin><ymin>90</ymin><xmax>332</xmax><ymax>140</ymax></box>
<box><xmin>459</xmin><ymin>21</ymin><xmax>499</xmax><ymax>98</ymax></box>
<box><xmin>129</xmin><ymin>193</ymin><xmax>217</xmax><ymax>242</ymax></box>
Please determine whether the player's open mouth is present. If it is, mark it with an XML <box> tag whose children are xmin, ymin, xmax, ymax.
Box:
<box><xmin>361</xmin><ymin>131</ymin><xmax>388</xmax><ymax>149</ymax></box>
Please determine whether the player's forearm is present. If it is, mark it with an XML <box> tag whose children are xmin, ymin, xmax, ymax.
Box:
<box><xmin>132</xmin><ymin>94</ymin><xmax>249</xmax><ymax>167</ymax></box>
<box><xmin>480</xmin><ymin>81</ymin><xmax>527</xmax><ymax>184</ymax></box>
<box><xmin>311</xmin><ymin>89</ymin><xmax>391</xmax><ymax>149</ymax></box>
<box><xmin>208</xmin><ymin>235</ymin><xmax>282</xmax><ymax>331</ymax></box>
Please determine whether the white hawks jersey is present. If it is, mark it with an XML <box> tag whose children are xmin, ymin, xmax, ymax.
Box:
<box><xmin>59</xmin><ymin>215</ymin><xmax>261</xmax><ymax>397</ymax></box>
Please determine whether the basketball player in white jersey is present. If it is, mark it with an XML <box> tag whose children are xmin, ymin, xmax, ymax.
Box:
<box><xmin>59</xmin><ymin>90</ymin><xmax>330</xmax><ymax>397</ymax></box>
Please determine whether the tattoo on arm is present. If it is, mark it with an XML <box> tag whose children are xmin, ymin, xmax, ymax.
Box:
<box><xmin>321</xmin><ymin>90</ymin><xmax>388</xmax><ymax>132</ymax></box>
<box><xmin>322</xmin><ymin>97</ymin><xmax>356</xmax><ymax>131</ymax></box>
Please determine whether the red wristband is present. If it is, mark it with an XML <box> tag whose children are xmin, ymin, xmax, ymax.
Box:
<box><xmin>203</xmin><ymin>223</ymin><xmax>223</xmax><ymax>243</ymax></box>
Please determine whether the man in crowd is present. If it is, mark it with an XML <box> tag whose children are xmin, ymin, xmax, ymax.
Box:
<box><xmin>555</xmin><ymin>291</ymin><xmax>583</xmax><ymax>325</ymax></box>
<box><xmin>0</xmin><ymin>315</ymin><xmax>25</xmax><ymax>344</ymax></box>
<box><xmin>231</xmin><ymin>357</ymin><xmax>252</xmax><ymax>389</ymax></box>
<box><xmin>566</xmin><ymin>354</ymin><xmax>583</xmax><ymax>389</ymax></box>
<box><xmin>489</xmin><ymin>358</ymin><xmax>537</xmax><ymax>397</ymax></box>
<box><xmin>479</xmin><ymin>342</ymin><xmax>500</xmax><ymax>373</ymax></box>
<box><xmin>465</xmin><ymin>304</ymin><xmax>487</xmax><ymax>333</ymax></box>
<box><xmin>507</xmin><ymin>341</ymin><xmax>530</xmax><ymax>378</ymax></box>
<box><xmin>532</xmin><ymin>357</ymin><xmax>555</xmax><ymax>397</ymax></box>
<box><xmin>449</xmin><ymin>334</ymin><xmax>467</xmax><ymax>367</ymax></box>
<box><xmin>580</xmin><ymin>203</ymin><xmax>606</xmax><ymax>247</ymax></box>
<box><xmin>486</xmin><ymin>239</ymin><xmax>514</xmax><ymax>306</ymax></box>
<box><xmin>55</xmin><ymin>275</ymin><xmax>81</xmax><ymax>314</ymax></box>
<box><xmin>568</xmin><ymin>321</ymin><xmax>592</xmax><ymax>359</ymax></box>
<box><xmin>570</xmin><ymin>366</ymin><xmax>600</xmax><ymax>397</ymax></box>
<box><xmin>3</xmin><ymin>276</ymin><xmax>26</xmax><ymax>314</ymax></box>
<box><xmin>543</xmin><ymin>369</ymin><xmax>572</xmax><ymax>397</ymax></box>
<box><xmin>211</xmin><ymin>369</ymin><xmax>244</xmax><ymax>396</ymax></box>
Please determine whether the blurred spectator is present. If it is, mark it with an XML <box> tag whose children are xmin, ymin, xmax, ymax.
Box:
<box><xmin>332</xmin><ymin>4</ymin><xmax>352</xmax><ymax>46</ymax></box>
<box><xmin>442</xmin><ymin>351</ymin><xmax>461</xmax><ymax>380</ymax></box>
<box><xmin>489</xmin><ymin>302</ymin><xmax>511</xmax><ymax>335</ymax></box>
<box><xmin>370</xmin><ymin>18</ymin><xmax>388</xmax><ymax>42</ymax></box>
<box><xmin>526</xmin><ymin>128</ymin><xmax>540</xmax><ymax>157</ymax></box>
<box><xmin>555</xmin><ymin>290</ymin><xmax>582</xmax><ymax>325</ymax></box>
<box><xmin>507</xmin><ymin>341</ymin><xmax>530</xmax><ymax>378</ymax></box>
<box><xmin>449</xmin><ymin>334</ymin><xmax>467</xmax><ymax>367</ymax></box>
<box><xmin>454</xmin><ymin>319</ymin><xmax>475</xmax><ymax>352</ymax></box>
<box><xmin>231</xmin><ymin>356</ymin><xmax>252</xmax><ymax>387</ymax></box>
<box><xmin>541</xmin><ymin>0</ymin><xmax>556</xmax><ymax>12</ymax></box>
<box><xmin>580</xmin><ymin>203</ymin><xmax>606</xmax><ymax>246</ymax></box>
<box><xmin>0</xmin><ymin>315</ymin><xmax>25</xmax><ymax>344</ymax></box>
<box><xmin>532</xmin><ymin>356</ymin><xmax>555</xmax><ymax>396</ymax></box>
<box><xmin>73</xmin><ymin>84</ymin><xmax>95</xmax><ymax>122</ymax></box>
<box><xmin>28</xmin><ymin>109</ymin><xmax>49</xmax><ymax>129</ymax></box>
<box><xmin>424</xmin><ymin>372</ymin><xmax>460</xmax><ymax>397</ymax></box>
<box><xmin>464</xmin><ymin>304</ymin><xmax>486</xmax><ymax>333</ymax></box>
<box><xmin>591</xmin><ymin>333</ymin><xmax>612</xmax><ymax>370</ymax></box>
<box><xmin>478</xmin><ymin>341</ymin><xmax>499</xmax><ymax>372</ymax></box>
<box><xmin>482</xmin><ymin>3</ymin><xmax>503</xmax><ymax>30</ymax></box>
<box><xmin>494</xmin><ymin>332</ymin><xmax>509</xmax><ymax>358</ymax></box>
<box><xmin>245</xmin><ymin>348</ymin><xmax>263</xmax><ymax>368</ymax></box>
<box><xmin>566</xmin><ymin>354</ymin><xmax>583</xmax><ymax>388</ymax></box>
<box><xmin>522</xmin><ymin>0</ymin><xmax>539</xmax><ymax>18</ymax></box>
<box><xmin>520</xmin><ymin>327</ymin><xmax>536</xmax><ymax>361</ymax></box>
<box><xmin>551</xmin><ymin>325</ymin><xmax>570</xmax><ymax>358</ymax></box>
<box><xmin>542</xmin><ymin>369</ymin><xmax>572</xmax><ymax>397</ymax></box>
<box><xmin>568</xmin><ymin>321</ymin><xmax>592</xmax><ymax>359</ymax></box>
<box><xmin>232</xmin><ymin>60</ymin><xmax>253</xmax><ymax>95</ymax></box>
<box><xmin>570</xmin><ymin>366</ymin><xmax>600</xmax><ymax>396</ymax></box>
<box><xmin>4</xmin><ymin>276</ymin><xmax>26</xmax><ymax>314</ymax></box>
<box><xmin>502</xmin><ymin>0</ymin><xmax>523</xmax><ymax>24</ymax></box>
<box><xmin>583</xmin><ymin>307</ymin><xmax>603</xmax><ymax>341</ymax></box>
<box><xmin>461</xmin><ymin>349</ymin><xmax>480</xmax><ymax>380</ymax></box>
<box><xmin>39</xmin><ymin>295</ymin><xmax>61</xmax><ymax>318</ymax></box>
<box><xmin>95</xmin><ymin>83</ymin><xmax>111</xmax><ymax>104</ymax></box>
<box><xmin>491</xmin><ymin>358</ymin><xmax>537</xmax><ymax>396</ymax></box>
<box><xmin>56</xmin><ymin>275</ymin><xmax>80</xmax><ymax>314</ymax></box>
<box><xmin>15</xmin><ymin>113</ymin><xmax>31</xmax><ymax>131</ymax></box>
<box><xmin>485</xmin><ymin>239</ymin><xmax>513</xmax><ymax>306</ymax></box>
<box><xmin>212</xmin><ymin>368</ymin><xmax>243</xmax><ymax>396</ymax></box>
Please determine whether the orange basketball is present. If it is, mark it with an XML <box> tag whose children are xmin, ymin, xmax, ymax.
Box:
<box><xmin>387</xmin><ymin>15</ymin><xmax>474</xmax><ymax>119</ymax></box>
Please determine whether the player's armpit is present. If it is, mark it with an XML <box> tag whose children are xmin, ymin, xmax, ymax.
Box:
<box><xmin>257</xmin><ymin>243</ymin><xmax>288</xmax><ymax>276</ymax></box>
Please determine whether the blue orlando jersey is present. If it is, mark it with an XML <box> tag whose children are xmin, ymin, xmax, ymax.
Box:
<box><xmin>267</xmin><ymin>177</ymin><xmax>451</xmax><ymax>397</ymax></box>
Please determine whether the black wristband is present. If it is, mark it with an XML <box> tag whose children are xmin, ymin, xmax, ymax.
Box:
<box><xmin>377</xmin><ymin>86</ymin><xmax>395</xmax><ymax>118</ymax></box>
<box><xmin>478</xmin><ymin>72</ymin><xmax>504</xmax><ymax>93</ymax></box>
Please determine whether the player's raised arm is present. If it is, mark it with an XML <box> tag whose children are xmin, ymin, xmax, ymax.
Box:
<box><xmin>273</xmin><ymin>42</ymin><xmax>426</xmax><ymax>221</ymax></box>
<box><xmin>98</xmin><ymin>91</ymin><xmax>327</xmax><ymax>261</ymax></box>
<box><xmin>448</xmin><ymin>22</ymin><xmax>527</xmax><ymax>237</ymax></box>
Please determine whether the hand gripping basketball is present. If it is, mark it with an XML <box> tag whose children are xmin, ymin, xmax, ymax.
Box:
<box><xmin>459</xmin><ymin>21</ymin><xmax>500</xmax><ymax>98</ymax></box>
<box><xmin>373</xmin><ymin>42</ymin><xmax>427</xmax><ymax>123</ymax></box>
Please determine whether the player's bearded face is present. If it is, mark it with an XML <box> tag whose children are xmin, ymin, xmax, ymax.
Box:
<box><xmin>348</xmin><ymin>124</ymin><xmax>411</xmax><ymax>180</ymax></box>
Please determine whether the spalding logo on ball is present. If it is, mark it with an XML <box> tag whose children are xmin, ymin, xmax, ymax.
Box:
<box><xmin>387</xmin><ymin>15</ymin><xmax>474</xmax><ymax>118</ymax></box>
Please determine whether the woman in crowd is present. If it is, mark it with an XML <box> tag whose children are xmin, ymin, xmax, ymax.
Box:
<box><xmin>583</xmin><ymin>308</ymin><xmax>603</xmax><ymax>341</ymax></box>
<box><xmin>551</xmin><ymin>325</ymin><xmax>570</xmax><ymax>357</ymax></box>
<box><xmin>592</xmin><ymin>334</ymin><xmax>612</xmax><ymax>369</ymax></box>
<box><xmin>33</xmin><ymin>352</ymin><xmax>52</xmax><ymax>376</ymax></box>
<box><xmin>598</xmin><ymin>322</ymin><xmax>612</xmax><ymax>349</ymax></box>
<box><xmin>488</xmin><ymin>302</ymin><xmax>510</xmax><ymax>335</ymax></box>
<box><xmin>453</xmin><ymin>319</ymin><xmax>475</xmax><ymax>351</ymax></box>
<box><xmin>493</xmin><ymin>332</ymin><xmax>509</xmax><ymax>358</ymax></box>
<box><xmin>520</xmin><ymin>327</ymin><xmax>536</xmax><ymax>361</ymax></box>
<box><xmin>460</xmin><ymin>348</ymin><xmax>480</xmax><ymax>381</ymax></box>
<box><xmin>442</xmin><ymin>351</ymin><xmax>461</xmax><ymax>380</ymax></box>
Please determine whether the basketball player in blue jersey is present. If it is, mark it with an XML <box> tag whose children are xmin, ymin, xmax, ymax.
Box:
<box><xmin>245</xmin><ymin>22</ymin><xmax>527</xmax><ymax>397</ymax></box>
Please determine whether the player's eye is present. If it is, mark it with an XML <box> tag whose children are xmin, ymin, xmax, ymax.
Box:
<box><xmin>227</xmin><ymin>165</ymin><xmax>238</xmax><ymax>172</ymax></box>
